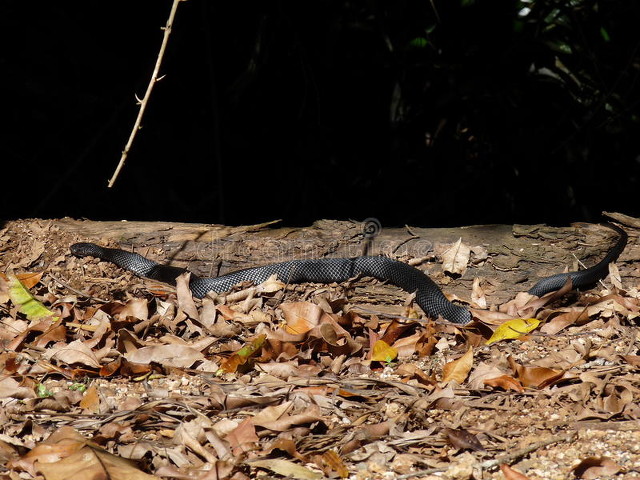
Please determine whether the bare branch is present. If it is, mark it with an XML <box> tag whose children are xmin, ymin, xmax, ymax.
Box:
<box><xmin>107</xmin><ymin>0</ymin><xmax>185</xmax><ymax>188</ymax></box>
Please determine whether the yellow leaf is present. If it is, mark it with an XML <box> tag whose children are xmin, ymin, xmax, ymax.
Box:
<box><xmin>486</xmin><ymin>318</ymin><xmax>540</xmax><ymax>345</ymax></box>
<box><xmin>370</xmin><ymin>340</ymin><xmax>397</xmax><ymax>362</ymax></box>
<box><xmin>8</xmin><ymin>274</ymin><xmax>58</xmax><ymax>321</ymax></box>
<box><xmin>442</xmin><ymin>346</ymin><xmax>473</xmax><ymax>384</ymax></box>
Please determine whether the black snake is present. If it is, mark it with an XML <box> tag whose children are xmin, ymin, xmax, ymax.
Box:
<box><xmin>70</xmin><ymin>223</ymin><xmax>627</xmax><ymax>325</ymax></box>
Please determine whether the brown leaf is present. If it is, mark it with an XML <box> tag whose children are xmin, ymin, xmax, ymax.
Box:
<box><xmin>0</xmin><ymin>377</ymin><xmax>37</xmax><ymax>400</ymax></box>
<box><xmin>597</xmin><ymin>384</ymin><xmax>633</xmax><ymax>414</ymax></box>
<box><xmin>396</xmin><ymin>364</ymin><xmax>437</xmax><ymax>387</ymax></box>
<box><xmin>571</xmin><ymin>456</ymin><xmax>621</xmax><ymax>479</ymax></box>
<box><xmin>15</xmin><ymin>271</ymin><xmax>44</xmax><ymax>289</ymax></box>
<box><xmin>176</xmin><ymin>272</ymin><xmax>199</xmax><ymax>321</ymax></box>
<box><xmin>415</xmin><ymin>322</ymin><xmax>438</xmax><ymax>357</ymax></box>
<box><xmin>484</xmin><ymin>375</ymin><xmax>525</xmax><ymax>393</ymax></box>
<box><xmin>384</xmin><ymin>331</ymin><xmax>421</xmax><ymax>358</ymax></box>
<box><xmin>226</xmin><ymin>418</ymin><xmax>259</xmax><ymax>456</ymax></box>
<box><xmin>443</xmin><ymin>427</ymin><xmax>485</xmax><ymax>451</ymax></box>
<box><xmin>442</xmin><ymin>347</ymin><xmax>473</xmax><ymax>384</ymax></box>
<box><xmin>219</xmin><ymin>335</ymin><xmax>266</xmax><ymax>373</ymax></box>
<box><xmin>499</xmin><ymin>464</ymin><xmax>531</xmax><ymax>480</ymax></box>
<box><xmin>317</xmin><ymin>450</ymin><xmax>349</xmax><ymax>479</ymax></box>
<box><xmin>379</xmin><ymin>319</ymin><xmax>412</xmax><ymax>345</ymax></box>
<box><xmin>621</xmin><ymin>355</ymin><xmax>640</xmax><ymax>366</ymax></box>
<box><xmin>441</xmin><ymin>238</ymin><xmax>470</xmax><ymax>276</ymax></box>
<box><xmin>539</xmin><ymin>310</ymin><xmax>587</xmax><ymax>335</ymax></box>
<box><xmin>608</xmin><ymin>262</ymin><xmax>622</xmax><ymax>290</ymax></box>
<box><xmin>42</xmin><ymin>339</ymin><xmax>101</xmax><ymax>369</ymax></box>
<box><xmin>253</xmin><ymin>405</ymin><xmax>323</xmax><ymax>432</ymax></box>
<box><xmin>471</xmin><ymin>277</ymin><xmax>487</xmax><ymax>309</ymax></box>
<box><xmin>125</xmin><ymin>344</ymin><xmax>204</xmax><ymax>368</ymax></box>
<box><xmin>79</xmin><ymin>385</ymin><xmax>100</xmax><ymax>413</ymax></box>
<box><xmin>115</xmin><ymin>297</ymin><xmax>149</xmax><ymax>321</ymax></box>
<box><xmin>280</xmin><ymin>302</ymin><xmax>324</xmax><ymax>335</ymax></box>
<box><xmin>99</xmin><ymin>357</ymin><xmax>123</xmax><ymax>377</ymax></box>
<box><xmin>264</xmin><ymin>438</ymin><xmax>304</xmax><ymax>461</ymax></box>
<box><xmin>9</xmin><ymin>426</ymin><xmax>157</xmax><ymax>479</ymax></box>
<box><xmin>508</xmin><ymin>356</ymin><xmax>565</xmax><ymax>388</ymax></box>
<box><xmin>246</xmin><ymin>458</ymin><xmax>322</xmax><ymax>479</ymax></box>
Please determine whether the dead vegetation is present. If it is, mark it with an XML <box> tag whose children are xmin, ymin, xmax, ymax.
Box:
<box><xmin>1</xmin><ymin>218</ymin><xmax>639</xmax><ymax>480</ymax></box>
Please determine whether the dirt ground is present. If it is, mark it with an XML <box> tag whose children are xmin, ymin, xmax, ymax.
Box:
<box><xmin>1</xmin><ymin>218</ymin><xmax>639</xmax><ymax>480</ymax></box>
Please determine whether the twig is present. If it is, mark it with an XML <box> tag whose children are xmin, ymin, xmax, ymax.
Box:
<box><xmin>478</xmin><ymin>432</ymin><xmax>576</xmax><ymax>470</ymax></box>
<box><xmin>48</xmin><ymin>273</ymin><xmax>110</xmax><ymax>304</ymax></box>
<box><xmin>107</xmin><ymin>0</ymin><xmax>185</xmax><ymax>188</ymax></box>
<box><xmin>396</xmin><ymin>432</ymin><xmax>576</xmax><ymax>478</ymax></box>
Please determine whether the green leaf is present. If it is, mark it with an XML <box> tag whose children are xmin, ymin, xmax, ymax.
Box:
<box><xmin>8</xmin><ymin>274</ymin><xmax>59</xmax><ymax>321</ymax></box>
<box><xmin>409</xmin><ymin>37</ymin><xmax>428</xmax><ymax>48</ymax></box>
<box><xmin>36</xmin><ymin>383</ymin><xmax>53</xmax><ymax>398</ymax></box>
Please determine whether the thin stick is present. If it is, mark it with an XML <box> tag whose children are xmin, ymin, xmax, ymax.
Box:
<box><xmin>396</xmin><ymin>432</ymin><xmax>576</xmax><ymax>478</ymax></box>
<box><xmin>107</xmin><ymin>0</ymin><xmax>185</xmax><ymax>188</ymax></box>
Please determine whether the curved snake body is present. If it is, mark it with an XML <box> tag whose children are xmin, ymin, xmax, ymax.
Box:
<box><xmin>70</xmin><ymin>224</ymin><xmax>627</xmax><ymax>325</ymax></box>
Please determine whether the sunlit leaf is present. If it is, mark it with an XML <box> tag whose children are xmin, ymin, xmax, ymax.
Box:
<box><xmin>36</xmin><ymin>384</ymin><xmax>53</xmax><ymax>398</ymax></box>
<box><xmin>218</xmin><ymin>335</ymin><xmax>266</xmax><ymax>374</ymax></box>
<box><xmin>320</xmin><ymin>450</ymin><xmax>349</xmax><ymax>478</ymax></box>
<box><xmin>370</xmin><ymin>340</ymin><xmax>397</xmax><ymax>363</ymax></box>
<box><xmin>442</xmin><ymin>347</ymin><xmax>473</xmax><ymax>384</ymax></box>
<box><xmin>248</xmin><ymin>458</ymin><xmax>322</xmax><ymax>479</ymax></box>
<box><xmin>500</xmin><ymin>464</ymin><xmax>532</xmax><ymax>480</ymax></box>
<box><xmin>571</xmin><ymin>456</ymin><xmax>621</xmax><ymax>479</ymax></box>
<box><xmin>486</xmin><ymin>318</ymin><xmax>539</xmax><ymax>345</ymax></box>
<box><xmin>8</xmin><ymin>274</ymin><xmax>59</xmax><ymax>321</ymax></box>
<box><xmin>483</xmin><ymin>375</ymin><xmax>525</xmax><ymax>393</ymax></box>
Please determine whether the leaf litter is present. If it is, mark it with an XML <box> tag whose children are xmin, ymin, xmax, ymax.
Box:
<box><xmin>0</xmin><ymin>220</ymin><xmax>639</xmax><ymax>479</ymax></box>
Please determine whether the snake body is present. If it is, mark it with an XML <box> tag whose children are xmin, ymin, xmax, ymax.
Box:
<box><xmin>70</xmin><ymin>223</ymin><xmax>627</xmax><ymax>325</ymax></box>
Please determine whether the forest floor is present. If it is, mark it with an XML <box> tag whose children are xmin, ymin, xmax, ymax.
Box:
<box><xmin>1</xmin><ymin>218</ymin><xmax>639</xmax><ymax>480</ymax></box>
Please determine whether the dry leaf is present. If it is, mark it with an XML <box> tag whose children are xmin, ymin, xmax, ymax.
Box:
<box><xmin>125</xmin><ymin>344</ymin><xmax>204</xmax><ymax>368</ymax></box>
<box><xmin>508</xmin><ymin>356</ymin><xmax>565</xmax><ymax>388</ymax></box>
<box><xmin>443</xmin><ymin>427</ymin><xmax>485</xmax><ymax>451</ymax></box>
<box><xmin>247</xmin><ymin>458</ymin><xmax>322</xmax><ymax>479</ymax></box>
<box><xmin>571</xmin><ymin>456</ymin><xmax>621</xmax><ymax>479</ymax></box>
<box><xmin>442</xmin><ymin>347</ymin><xmax>473</xmax><ymax>384</ymax></box>
<box><xmin>539</xmin><ymin>310</ymin><xmax>586</xmax><ymax>335</ymax></box>
<box><xmin>318</xmin><ymin>450</ymin><xmax>349</xmax><ymax>478</ymax></box>
<box><xmin>226</xmin><ymin>418</ymin><xmax>259</xmax><ymax>456</ymax></box>
<box><xmin>43</xmin><ymin>339</ymin><xmax>101</xmax><ymax>369</ymax></box>
<box><xmin>471</xmin><ymin>277</ymin><xmax>487</xmax><ymax>309</ymax></box>
<box><xmin>281</xmin><ymin>302</ymin><xmax>323</xmax><ymax>334</ymax></box>
<box><xmin>218</xmin><ymin>335</ymin><xmax>266</xmax><ymax>373</ymax></box>
<box><xmin>79</xmin><ymin>385</ymin><xmax>100</xmax><ymax>413</ymax></box>
<box><xmin>608</xmin><ymin>262</ymin><xmax>622</xmax><ymax>290</ymax></box>
<box><xmin>483</xmin><ymin>375</ymin><xmax>525</xmax><ymax>393</ymax></box>
<box><xmin>499</xmin><ymin>464</ymin><xmax>531</xmax><ymax>480</ymax></box>
<box><xmin>9</xmin><ymin>426</ymin><xmax>157</xmax><ymax>479</ymax></box>
<box><xmin>441</xmin><ymin>238</ymin><xmax>470</xmax><ymax>275</ymax></box>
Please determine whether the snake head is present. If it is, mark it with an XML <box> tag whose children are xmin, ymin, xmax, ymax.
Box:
<box><xmin>70</xmin><ymin>242</ymin><xmax>102</xmax><ymax>258</ymax></box>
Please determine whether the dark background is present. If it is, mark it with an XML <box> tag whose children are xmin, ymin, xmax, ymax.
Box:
<box><xmin>4</xmin><ymin>0</ymin><xmax>639</xmax><ymax>228</ymax></box>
